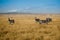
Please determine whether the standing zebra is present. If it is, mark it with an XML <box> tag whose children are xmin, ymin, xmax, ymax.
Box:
<box><xmin>8</xmin><ymin>17</ymin><xmax>15</xmax><ymax>24</ymax></box>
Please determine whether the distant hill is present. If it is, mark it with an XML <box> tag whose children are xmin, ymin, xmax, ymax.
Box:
<box><xmin>0</xmin><ymin>12</ymin><xmax>60</xmax><ymax>14</ymax></box>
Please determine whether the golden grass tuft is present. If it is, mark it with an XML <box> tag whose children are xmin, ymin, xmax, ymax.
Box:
<box><xmin>0</xmin><ymin>14</ymin><xmax>60</xmax><ymax>40</ymax></box>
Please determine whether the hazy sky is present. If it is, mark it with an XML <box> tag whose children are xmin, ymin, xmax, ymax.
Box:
<box><xmin>0</xmin><ymin>0</ymin><xmax>60</xmax><ymax>13</ymax></box>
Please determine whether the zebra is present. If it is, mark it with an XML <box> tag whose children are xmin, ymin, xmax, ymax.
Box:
<box><xmin>35</xmin><ymin>17</ymin><xmax>52</xmax><ymax>24</ymax></box>
<box><xmin>8</xmin><ymin>17</ymin><xmax>15</xmax><ymax>24</ymax></box>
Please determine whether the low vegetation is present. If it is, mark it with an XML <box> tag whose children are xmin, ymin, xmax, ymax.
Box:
<box><xmin>0</xmin><ymin>14</ymin><xmax>60</xmax><ymax>40</ymax></box>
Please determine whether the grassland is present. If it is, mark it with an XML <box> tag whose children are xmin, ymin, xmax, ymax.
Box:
<box><xmin>0</xmin><ymin>14</ymin><xmax>60</xmax><ymax>40</ymax></box>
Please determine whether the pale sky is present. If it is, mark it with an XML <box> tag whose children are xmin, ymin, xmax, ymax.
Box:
<box><xmin>0</xmin><ymin>0</ymin><xmax>60</xmax><ymax>13</ymax></box>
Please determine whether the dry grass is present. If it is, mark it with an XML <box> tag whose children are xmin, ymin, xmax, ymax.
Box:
<box><xmin>0</xmin><ymin>14</ymin><xmax>60</xmax><ymax>40</ymax></box>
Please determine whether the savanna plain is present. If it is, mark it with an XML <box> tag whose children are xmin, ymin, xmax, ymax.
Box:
<box><xmin>0</xmin><ymin>14</ymin><xmax>60</xmax><ymax>40</ymax></box>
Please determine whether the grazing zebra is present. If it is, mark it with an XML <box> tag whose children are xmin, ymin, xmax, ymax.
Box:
<box><xmin>35</xmin><ymin>17</ymin><xmax>52</xmax><ymax>24</ymax></box>
<box><xmin>8</xmin><ymin>17</ymin><xmax>15</xmax><ymax>24</ymax></box>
